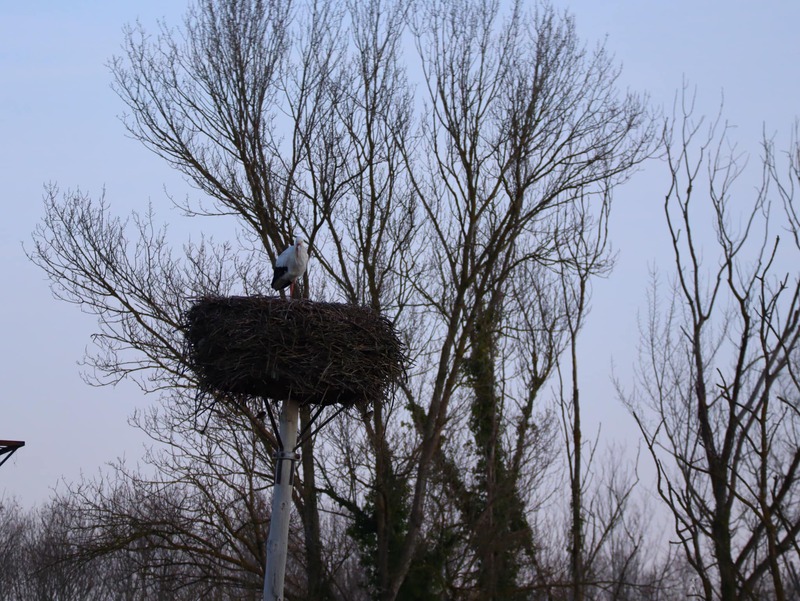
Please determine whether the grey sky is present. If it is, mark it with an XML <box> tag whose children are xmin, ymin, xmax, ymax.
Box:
<box><xmin>2</xmin><ymin>0</ymin><xmax>798</xmax><ymax>507</ymax></box>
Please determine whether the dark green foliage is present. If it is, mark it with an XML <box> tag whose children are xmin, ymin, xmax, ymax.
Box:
<box><xmin>346</xmin><ymin>459</ymin><xmax>451</xmax><ymax>600</ymax></box>
<box><xmin>461</xmin><ymin>301</ymin><xmax>534</xmax><ymax>601</ymax></box>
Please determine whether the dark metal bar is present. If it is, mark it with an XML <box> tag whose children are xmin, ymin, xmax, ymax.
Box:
<box><xmin>293</xmin><ymin>404</ymin><xmax>348</xmax><ymax>451</ymax></box>
<box><xmin>0</xmin><ymin>440</ymin><xmax>25</xmax><ymax>468</ymax></box>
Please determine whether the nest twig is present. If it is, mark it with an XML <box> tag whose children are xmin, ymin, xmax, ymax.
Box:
<box><xmin>182</xmin><ymin>295</ymin><xmax>406</xmax><ymax>408</ymax></box>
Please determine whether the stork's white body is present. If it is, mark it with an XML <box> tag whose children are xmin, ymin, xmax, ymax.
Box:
<box><xmin>271</xmin><ymin>237</ymin><xmax>308</xmax><ymax>292</ymax></box>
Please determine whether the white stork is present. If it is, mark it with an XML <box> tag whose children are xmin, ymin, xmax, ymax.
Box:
<box><xmin>271</xmin><ymin>235</ymin><xmax>308</xmax><ymax>296</ymax></box>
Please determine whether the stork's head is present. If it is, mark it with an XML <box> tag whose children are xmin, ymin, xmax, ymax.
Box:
<box><xmin>294</xmin><ymin>235</ymin><xmax>306</xmax><ymax>249</ymax></box>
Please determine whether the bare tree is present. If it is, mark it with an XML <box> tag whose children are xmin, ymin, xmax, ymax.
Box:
<box><xmin>622</xmin><ymin>90</ymin><xmax>800</xmax><ymax>600</ymax></box>
<box><xmin>552</xmin><ymin>193</ymin><xmax>615</xmax><ymax>601</ymax></box>
<box><xmin>383</xmin><ymin>3</ymin><xmax>651</xmax><ymax>597</ymax></box>
<box><xmin>0</xmin><ymin>494</ymin><xmax>268</xmax><ymax>600</ymax></box>
<box><xmin>0</xmin><ymin>496</ymin><xmax>113</xmax><ymax>600</ymax></box>
<box><xmin>29</xmin><ymin>0</ymin><xmax>653</xmax><ymax>598</ymax></box>
<box><xmin>529</xmin><ymin>194</ymin><xmax>652</xmax><ymax>601</ymax></box>
<box><xmin>61</xmin><ymin>408</ymin><xmax>279</xmax><ymax>597</ymax></box>
<box><xmin>0</xmin><ymin>498</ymin><xmax>26</xmax><ymax>599</ymax></box>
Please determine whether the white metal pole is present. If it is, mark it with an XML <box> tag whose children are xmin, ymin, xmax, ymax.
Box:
<box><xmin>263</xmin><ymin>398</ymin><xmax>300</xmax><ymax>601</ymax></box>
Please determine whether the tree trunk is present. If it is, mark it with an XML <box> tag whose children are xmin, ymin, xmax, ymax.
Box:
<box><xmin>299</xmin><ymin>405</ymin><xmax>334</xmax><ymax>600</ymax></box>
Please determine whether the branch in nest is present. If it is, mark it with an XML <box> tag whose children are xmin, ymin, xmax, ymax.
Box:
<box><xmin>182</xmin><ymin>295</ymin><xmax>407</xmax><ymax>409</ymax></box>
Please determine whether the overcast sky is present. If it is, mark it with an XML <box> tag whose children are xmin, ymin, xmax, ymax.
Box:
<box><xmin>2</xmin><ymin>0</ymin><xmax>798</xmax><ymax>507</ymax></box>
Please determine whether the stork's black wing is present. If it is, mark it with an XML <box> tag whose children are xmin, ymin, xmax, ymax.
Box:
<box><xmin>271</xmin><ymin>265</ymin><xmax>290</xmax><ymax>290</ymax></box>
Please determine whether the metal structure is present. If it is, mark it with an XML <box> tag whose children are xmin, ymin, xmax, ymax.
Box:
<box><xmin>261</xmin><ymin>398</ymin><xmax>349</xmax><ymax>601</ymax></box>
<box><xmin>0</xmin><ymin>440</ymin><xmax>25</xmax><ymax>468</ymax></box>
<box><xmin>263</xmin><ymin>399</ymin><xmax>300</xmax><ymax>601</ymax></box>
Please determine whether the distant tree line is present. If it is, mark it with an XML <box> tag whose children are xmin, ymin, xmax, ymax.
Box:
<box><xmin>7</xmin><ymin>0</ymin><xmax>800</xmax><ymax>599</ymax></box>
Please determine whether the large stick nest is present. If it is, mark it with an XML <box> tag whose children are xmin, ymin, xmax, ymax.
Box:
<box><xmin>182</xmin><ymin>296</ymin><xmax>407</xmax><ymax>408</ymax></box>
